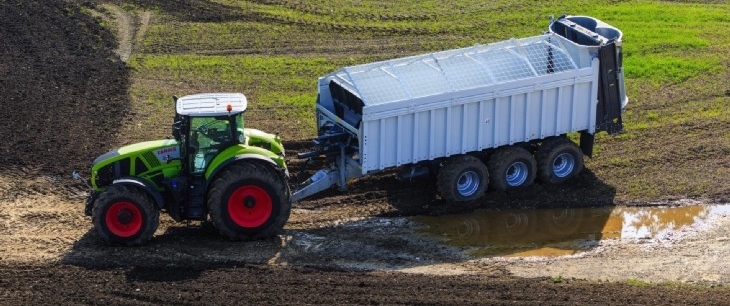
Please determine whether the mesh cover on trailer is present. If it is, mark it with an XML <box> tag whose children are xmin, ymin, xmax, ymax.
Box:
<box><xmin>333</xmin><ymin>34</ymin><xmax>578</xmax><ymax>106</ymax></box>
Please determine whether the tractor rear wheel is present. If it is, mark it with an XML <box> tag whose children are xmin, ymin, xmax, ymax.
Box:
<box><xmin>487</xmin><ymin>146</ymin><xmax>537</xmax><ymax>191</ymax></box>
<box><xmin>536</xmin><ymin>137</ymin><xmax>584</xmax><ymax>184</ymax></box>
<box><xmin>92</xmin><ymin>184</ymin><xmax>159</xmax><ymax>246</ymax></box>
<box><xmin>208</xmin><ymin>162</ymin><xmax>290</xmax><ymax>240</ymax></box>
<box><xmin>437</xmin><ymin>155</ymin><xmax>489</xmax><ymax>204</ymax></box>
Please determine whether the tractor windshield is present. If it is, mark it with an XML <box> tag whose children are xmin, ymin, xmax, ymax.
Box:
<box><xmin>188</xmin><ymin>115</ymin><xmax>239</xmax><ymax>173</ymax></box>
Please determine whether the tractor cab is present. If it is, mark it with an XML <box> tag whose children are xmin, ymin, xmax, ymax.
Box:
<box><xmin>172</xmin><ymin>93</ymin><xmax>247</xmax><ymax>175</ymax></box>
<box><xmin>168</xmin><ymin>93</ymin><xmax>249</xmax><ymax>220</ymax></box>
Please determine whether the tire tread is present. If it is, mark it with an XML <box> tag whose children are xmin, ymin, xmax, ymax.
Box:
<box><xmin>536</xmin><ymin>137</ymin><xmax>584</xmax><ymax>184</ymax></box>
<box><xmin>437</xmin><ymin>155</ymin><xmax>488</xmax><ymax>203</ymax></box>
<box><xmin>208</xmin><ymin>162</ymin><xmax>290</xmax><ymax>240</ymax></box>
<box><xmin>92</xmin><ymin>184</ymin><xmax>159</xmax><ymax>246</ymax></box>
<box><xmin>487</xmin><ymin>146</ymin><xmax>537</xmax><ymax>191</ymax></box>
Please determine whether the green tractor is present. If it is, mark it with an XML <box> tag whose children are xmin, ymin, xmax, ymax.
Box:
<box><xmin>76</xmin><ymin>93</ymin><xmax>291</xmax><ymax>246</ymax></box>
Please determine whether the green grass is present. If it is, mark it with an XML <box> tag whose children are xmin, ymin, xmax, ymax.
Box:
<box><xmin>627</xmin><ymin>55</ymin><xmax>721</xmax><ymax>84</ymax></box>
<box><xmin>140</xmin><ymin>1</ymin><xmax>729</xmax><ymax>83</ymax></box>
<box><xmin>129</xmin><ymin>55</ymin><xmax>338</xmax><ymax>97</ymax></box>
<box><xmin>124</xmin><ymin>54</ymin><xmax>346</xmax><ymax>141</ymax></box>
<box><xmin>590</xmin><ymin>3</ymin><xmax>729</xmax><ymax>84</ymax></box>
<box><xmin>551</xmin><ymin>275</ymin><xmax>564</xmax><ymax>284</ymax></box>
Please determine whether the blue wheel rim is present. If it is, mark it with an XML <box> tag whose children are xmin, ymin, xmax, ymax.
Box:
<box><xmin>457</xmin><ymin>170</ymin><xmax>480</xmax><ymax>197</ymax></box>
<box><xmin>552</xmin><ymin>153</ymin><xmax>575</xmax><ymax>178</ymax></box>
<box><xmin>506</xmin><ymin>162</ymin><xmax>528</xmax><ymax>187</ymax></box>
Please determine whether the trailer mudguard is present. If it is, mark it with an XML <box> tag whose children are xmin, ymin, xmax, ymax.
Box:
<box><xmin>596</xmin><ymin>42</ymin><xmax>624</xmax><ymax>135</ymax></box>
<box><xmin>580</xmin><ymin>131</ymin><xmax>595</xmax><ymax>158</ymax></box>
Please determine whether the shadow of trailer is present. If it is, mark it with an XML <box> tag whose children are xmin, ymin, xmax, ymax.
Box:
<box><xmin>293</xmin><ymin>15</ymin><xmax>626</xmax><ymax>205</ymax></box>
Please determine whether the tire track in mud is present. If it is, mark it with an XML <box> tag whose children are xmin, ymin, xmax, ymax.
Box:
<box><xmin>136</xmin><ymin>11</ymin><xmax>152</xmax><ymax>47</ymax></box>
<box><xmin>107</xmin><ymin>5</ymin><xmax>134</xmax><ymax>61</ymax></box>
<box><xmin>187</xmin><ymin>37</ymin><xmax>447</xmax><ymax>58</ymax></box>
<box><xmin>94</xmin><ymin>4</ymin><xmax>152</xmax><ymax>62</ymax></box>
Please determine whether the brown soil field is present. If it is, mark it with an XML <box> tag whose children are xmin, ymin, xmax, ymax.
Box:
<box><xmin>1</xmin><ymin>1</ymin><xmax>729</xmax><ymax>305</ymax></box>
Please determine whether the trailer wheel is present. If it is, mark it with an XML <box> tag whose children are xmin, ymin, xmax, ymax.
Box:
<box><xmin>208</xmin><ymin>162</ymin><xmax>291</xmax><ymax>240</ymax></box>
<box><xmin>536</xmin><ymin>137</ymin><xmax>584</xmax><ymax>184</ymax></box>
<box><xmin>437</xmin><ymin>155</ymin><xmax>489</xmax><ymax>203</ymax></box>
<box><xmin>92</xmin><ymin>184</ymin><xmax>159</xmax><ymax>246</ymax></box>
<box><xmin>487</xmin><ymin>146</ymin><xmax>537</xmax><ymax>191</ymax></box>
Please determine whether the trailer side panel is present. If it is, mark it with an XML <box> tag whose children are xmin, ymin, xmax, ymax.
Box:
<box><xmin>360</xmin><ymin>62</ymin><xmax>598</xmax><ymax>173</ymax></box>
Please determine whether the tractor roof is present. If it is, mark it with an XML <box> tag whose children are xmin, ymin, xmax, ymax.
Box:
<box><xmin>176</xmin><ymin>93</ymin><xmax>247</xmax><ymax>116</ymax></box>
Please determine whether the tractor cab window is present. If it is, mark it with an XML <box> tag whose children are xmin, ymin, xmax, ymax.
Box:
<box><xmin>188</xmin><ymin>116</ymin><xmax>235</xmax><ymax>173</ymax></box>
<box><xmin>235</xmin><ymin>113</ymin><xmax>245</xmax><ymax>143</ymax></box>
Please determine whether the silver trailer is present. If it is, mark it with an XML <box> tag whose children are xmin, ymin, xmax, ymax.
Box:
<box><xmin>292</xmin><ymin>15</ymin><xmax>627</xmax><ymax>203</ymax></box>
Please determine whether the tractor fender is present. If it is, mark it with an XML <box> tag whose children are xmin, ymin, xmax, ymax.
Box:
<box><xmin>206</xmin><ymin>154</ymin><xmax>287</xmax><ymax>184</ymax></box>
<box><xmin>111</xmin><ymin>177</ymin><xmax>165</xmax><ymax>210</ymax></box>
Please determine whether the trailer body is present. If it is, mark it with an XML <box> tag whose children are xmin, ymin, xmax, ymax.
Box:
<box><xmin>292</xmin><ymin>16</ymin><xmax>626</xmax><ymax>202</ymax></box>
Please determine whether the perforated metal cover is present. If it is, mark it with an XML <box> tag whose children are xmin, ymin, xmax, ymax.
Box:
<box><xmin>176</xmin><ymin>92</ymin><xmax>247</xmax><ymax>116</ymax></box>
<box><xmin>332</xmin><ymin>34</ymin><xmax>577</xmax><ymax>106</ymax></box>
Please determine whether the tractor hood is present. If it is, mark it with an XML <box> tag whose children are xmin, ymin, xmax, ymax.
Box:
<box><xmin>92</xmin><ymin>139</ymin><xmax>180</xmax><ymax>166</ymax></box>
<box><xmin>90</xmin><ymin>139</ymin><xmax>181</xmax><ymax>190</ymax></box>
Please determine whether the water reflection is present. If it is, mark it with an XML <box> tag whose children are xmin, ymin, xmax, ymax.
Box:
<box><xmin>413</xmin><ymin>204</ymin><xmax>730</xmax><ymax>257</ymax></box>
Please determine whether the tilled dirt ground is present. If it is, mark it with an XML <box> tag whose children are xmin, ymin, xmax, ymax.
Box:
<box><xmin>1</xmin><ymin>1</ymin><xmax>730</xmax><ymax>305</ymax></box>
<box><xmin>3</xmin><ymin>167</ymin><xmax>730</xmax><ymax>305</ymax></box>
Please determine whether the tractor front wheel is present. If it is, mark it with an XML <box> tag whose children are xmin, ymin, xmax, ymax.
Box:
<box><xmin>92</xmin><ymin>184</ymin><xmax>159</xmax><ymax>246</ymax></box>
<box><xmin>208</xmin><ymin>163</ymin><xmax>290</xmax><ymax>240</ymax></box>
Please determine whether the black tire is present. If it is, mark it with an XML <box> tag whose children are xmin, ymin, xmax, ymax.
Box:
<box><xmin>487</xmin><ymin>146</ymin><xmax>537</xmax><ymax>191</ymax></box>
<box><xmin>437</xmin><ymin>155</ymin><xmax>489</xmax><ymax>203</ymax></box>
<box><xmin>536</xmin><ymin>137</ymin><xmax>584</xmax><ymax>184</ymax></box>
<box><xmin>92</xmin><ymin>184</ymin><xmax>159</xmax><ymax>246</ymax></box>
<box><xmin>208</xmin><ymin>162</ymin><xmax>291</xmax><ymax>240</ymax></box>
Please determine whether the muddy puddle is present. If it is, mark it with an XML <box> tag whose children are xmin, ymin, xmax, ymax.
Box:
<box><xmin>413</xmin><ymin>204</ymin><xmax>730</xmax><ymax>258</ymax></box>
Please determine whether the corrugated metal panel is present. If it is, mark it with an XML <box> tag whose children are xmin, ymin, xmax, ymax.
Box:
<box><xmin>316</xmin><ymin>33</ymin><xmax>602</xmax><ymax>174</ymax></box>
<box><xmin>359</xmin><ymin>60</ymin><xmax>599</xmax><ymax>173</ymax></box>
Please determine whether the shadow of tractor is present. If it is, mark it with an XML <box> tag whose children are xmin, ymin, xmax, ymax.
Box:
<box><xmin>61</xmin><ymin>222</ymin><xmax>287</xmax><ymax>276</ymax></box>
<box><xmin>60</xmin><ymin>201</ymin><xmax>724</xmax><ymax>276</ymax></box>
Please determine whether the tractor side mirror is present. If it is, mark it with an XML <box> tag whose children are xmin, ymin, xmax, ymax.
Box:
<box><xmin>172</xmin><ymin>95</ymin><xmax>182</xmax><ymax>140</ymax></box>
<box><xmin>172</xmin><ymin>121</ymin><xmax>182</xmax><ymax>141</ymax></box>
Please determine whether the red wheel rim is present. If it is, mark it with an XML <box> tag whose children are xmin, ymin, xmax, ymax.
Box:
<box><xmin>105</xmin><ymin>201</ymin><xmax>143</xmax><ymax>238</ymax></box>
<box><xmin>227</xmin><ymin>185</ymin><xmax>273</xmax><ymax>228</ymax></box>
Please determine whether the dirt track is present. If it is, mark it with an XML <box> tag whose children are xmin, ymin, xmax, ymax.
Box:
<box><xmin>1</xmin><ymin>1</ymin><xmax>730</xmax><ymax>305</ymax></box>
